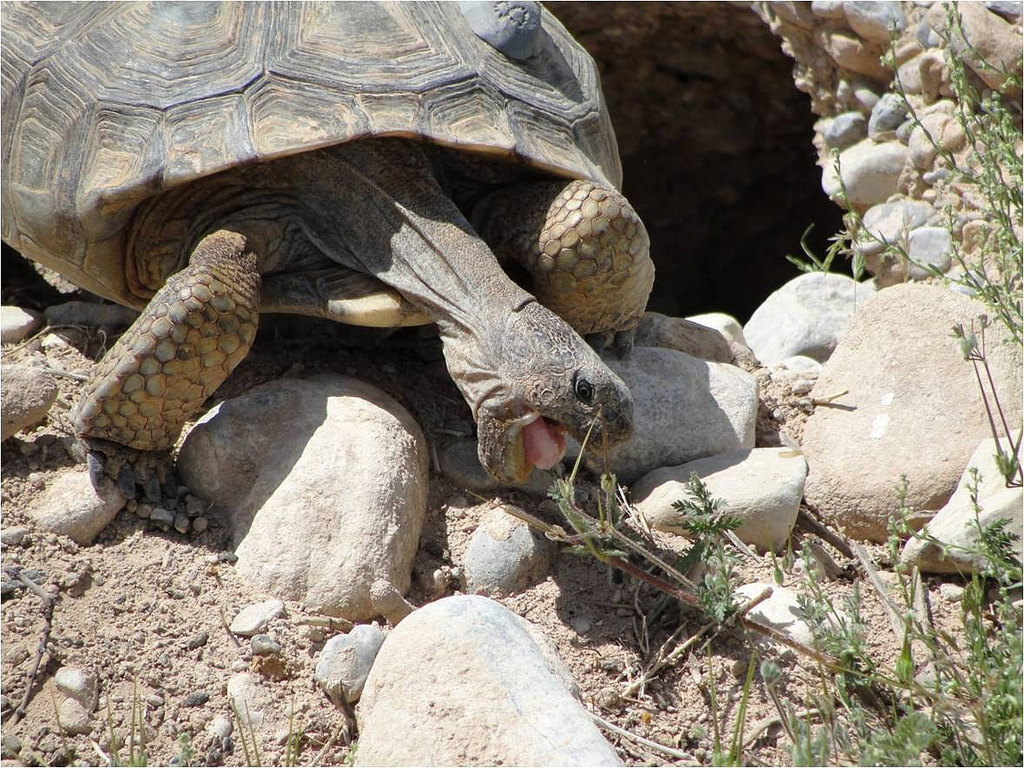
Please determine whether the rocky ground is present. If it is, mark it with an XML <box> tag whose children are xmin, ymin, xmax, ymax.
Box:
<box><xmin>1</xmin><ymin>245</ymin><xmax>1014</xmax><ymax>767</ymax></box>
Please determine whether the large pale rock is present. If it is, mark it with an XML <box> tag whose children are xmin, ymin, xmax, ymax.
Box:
<box><xmin>178</xmin><ymin>376</ymin><xmax>428</xmax><ymax>620</ymax></box>
<box><xmin>0</xmin><ymin>306</ymin><xmax>41</xmax><ymax>344</ymax></box>
<box><xmin>579</xmin><ymin>347</ymin><xmax>757</xmax><ymax>485</ymax></box>
<box><xmin>635</xmin><ymin>311</ymin><xmax>744</xmax><ymax>364</ymax></box>
<box><xmin>743</xmin><ymin>273</ymin><xmax>878</xmax><ymax>366</ymax></box>
<box><xmin>685</xmin><ymin>312</ymin><xmax>747</xmax><ymax>347</ymax></box>
<box><xmin>1</xmin><ymin>365</ymin><xmax>58</xmax><ymax>440</ymax></box>
<box><xmin>843</xmin><ymin>2</ymin><xmax>907</xmax><ymax>44</ymax></box>
<box><xmin>933</xmin><ymin>1</ymin><xmax>1023</xmax><ymax>90</ymax></box>
<box><xmin>633</xmin><ymin>448</ymin><xmax>807</xmax><ymax>552</ymax></box>
<box><xmin>821</xmin><ymin>139</ymin><xmax>909</xmax><ymax>207</ymax></box>
<box><xmin>802</xmin><ymin>284</ymin><xmax>1023</xmax><ymax>541</ymax></box>
<box><xmin>26</xmin><ymin>469</ymin><xmax>125</xmax><ymax>545</ymax></box>
<box><xmin>901</xmin><ymin>436</ymin><xmax>1023</xmax><ymax>574</ymax></box>
<box><xmin>356</xmin><ymin>595</ymin><xmax>621</xmax><ymax>766</ymax></box>
<box><xmin>315</xmin><ymin>624</ymin><xmax>385</xmax><ymax>704</ymax></box>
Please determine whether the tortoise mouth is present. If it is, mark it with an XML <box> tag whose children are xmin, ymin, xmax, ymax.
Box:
<box><xmin>504</xmin><ymin>412</ymin><xmax>567</xmax><ymax>482</ymax></box>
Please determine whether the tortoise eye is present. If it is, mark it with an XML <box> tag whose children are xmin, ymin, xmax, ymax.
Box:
<box><xmin>574</xmin><ymin>375</ymin><xmax>594</xmax><ymax>404</ymax></box>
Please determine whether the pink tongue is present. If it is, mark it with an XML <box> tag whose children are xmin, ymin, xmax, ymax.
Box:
<box><xmin>523</xmin><ymin>418</ymin><xmax>566</xmax><ymax>470</ymax></box>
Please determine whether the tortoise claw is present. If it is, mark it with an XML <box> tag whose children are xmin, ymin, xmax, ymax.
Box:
<box><xmin>585</xmin><ymin>331</ymin><xmax>612</xmax><ymax>356</ymax></box>
<box><xmin>613</xmin><ymin>329</ymin><xmax>635</xmax><ymax>360</ymax></box>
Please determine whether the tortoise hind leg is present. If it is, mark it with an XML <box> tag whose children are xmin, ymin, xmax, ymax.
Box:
<box><xmin>73</xmin><ymin>231</ymin><xmax>260</xmax><ymax>499</ymax></box>
<box><xmin>470</xmin><ymin>179</ymin><xmax>654</xmax><ymax>358</ymax></box>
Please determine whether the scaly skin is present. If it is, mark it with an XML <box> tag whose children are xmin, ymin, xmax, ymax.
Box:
<box><xmin>72</xmin><ymin>231</ymin><xmax>260</xmax><ymax>452</ymax></box>
<box><xmin>472</xmin><ymin>179</ymin><xmax>654</xmax><ymax>353</ymax></box>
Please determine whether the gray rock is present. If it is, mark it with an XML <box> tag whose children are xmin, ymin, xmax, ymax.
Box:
<box><xmin>736</xmin><ymin>583</ymin><xmax>844</xmax><ymax>651</ymax></box>
<box><xmin>58</xmin><ymin>698</ymin><xmax>92</xmax><ymax>735</ymax></box>
<box><xmin>823</xmin><ymin>111</ymin><xmax>868</xmax><ymax>151</ymax></box>
<box><xmin>868</xmin><ymin>93</ymin><xmax>909</xmax><ymax>139</ymax></box>
<box><xmin>0</xmin><ymin>527</ymin><xmax>29</xmax><ymax>547</ymax></box>
<box><xmin>916</xmin><ymin>18</ymin><xmax>943</xmax><ymax>48</ymax></box>
<box><xmin>458</xmin><ymin>1</ymin><xmax>541</xmax><ymax>60</ymax></box>
<box><xmin>821</xmin><ymin>139</ymin><xmax>909</xmax><ymax>207</ymax></box>
<box><xmin>811</xmin><ymin>0</ymin><xmax>847</xmax><ymax>19</ymax></box>
<box><xmin>1</xmin><ymin>365</ymin><xmax>58</xmax><ymax>441</ymax></box>
<box><xmin>574</xmin><ymin>347</ymin><xmax>757</xmax><ymax>485</ymax></box>
<box><xmin>55</xmin><ymin>666</ymin><xmax>98</xmax><ymax>710</ymax></box>
<box><xmin>802</xmin><ymin>284</ymin><xmax>1022</xmax><ymax>541</ymax></box>
<box><xmin>178</xmin><ymin>376</ymin><xmax>428</xmax><ymax>621</ymax></box>
<box><xmin>208</xmin><ymin>715</ymin><xmax>233</xmax><ymax>741</ymax></box>
<box><xmin>856</xmin><ymin>199</ymin><xmax>934</xmax><ymax>257</ymax></box>
<box><xmin>779</xmin><ymin>355</ymin><xmax>824</xmax><ymax>377</ymax></box>
<box><xmin>230</xmin><ymin>599</ymin><xmax>284</xmax><ymax>637</ymax></box>
<box><xmin>901</xmin><ymin>436</ymin><xmax>1023</xmax><ymax>574</ymax></box>
<box><xmin>149</xmin><ymin>507</ymin><xmax>175</xmax><ymax>528</ymax></box>
<box><xmin>368</xmin><ymin>580</ymin><xmax>415</xmax><ymax>625</ymax></box>
<box><xmin>315</xmin><ymin>624</ymin><xmax>385</xmax><ymax>704</ymax></box>
<box><xmin>743</xmin><ymin>272</ymin><xmax>878</xmax><ymax>366</ymax></box>
<box><xmin>938</xmin><ymin>582</ymin><xmax>964</xmax><ymax>602</ymax></box>
<box><xmin>685</xmin><ymin>312</ymin><xmax>747</xmax><ymax>347</ymax></box>
<box><xmin>635</xmin><ymin>311</ymin><xmax>747</xmax><ymax>364</ymax></box>
<box><xmin>844</xmin><ymin>1</ymin><xmax>907</xmax><ymax>43</ymax></box>
<box><xmin>633</xmin><ymin>448</ymin><xmax>807</xmax><ymax>552</ymax></box>
<box><xmin>986</xmin><ymin>1</ymin><xmax>1022</xmax><ymax>20</ymax></box>
<box><xmin>1</xmin><ymin>733</ymin><xmax>22</xmax><ymax>760</ymax></box>
<box><xmin>906</xmin><ymin>226</ymin><xmax>953</xmax><ymax>279</ymax></box>
<box><xmin>25</xmin><ymin>468</ymin><xmax>124</xmax><ymax>545</ymax></box>
<box><xmin>0</xmin><ymin>306</ymin><xmax>42</xmax><ymax>344</ymax></box>
<box><xmin>356</xmin><ymin>595</ymin><xmax>621</xmax><ymax>766</ymax></box>
<box><xmin>250</xmin><ymin>634</ymin><xmax>281</xmax><ymax>657</ymax></box>
<box><xmin>463</xmin><ymin>506</ymin><xmax>557</xmax><ymax>595</ymax></box>
<box><xmin>227</xmin><ymin>673</ymin><xmax>274</xmax><ymax>735</ymax></box>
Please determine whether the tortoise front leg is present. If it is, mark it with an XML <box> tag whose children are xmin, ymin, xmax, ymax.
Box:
<box><xmin>471</xmin><ymin>180</ymin><xmax>654</xmax><ymax>357</ymax></box>
<box><xmin>72</xmin><ymin>231</ymin><xmax>260</xmax><ymax>498</ymax></box>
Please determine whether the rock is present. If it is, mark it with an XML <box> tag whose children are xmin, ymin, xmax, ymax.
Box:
<box><xmin>208</xmin><ymin>715</ymin><xmax>233</xmax><ymax>741</ymax></box>
<box><xmin>901</xmin><ymin>436</ymin><xmax>1023</xmax><ymax>574</ymax></box>
<box><xmin>867</xmin><ymin>93</ymin><xmax>909</xmax><ymax>139</ymax></box>
<box><xmin>986</xmin><ymin>1</ymin><xmax>1022</xmax><ymax>21</ymax></box>
<box><xmin>54</xmin><ymin>666</ymin><xmax>98</xmax><ymax>710</ymax></box>
<box><xmin>635</xmin><ymin>311</ymin><xmax>746</xmax><ymax>364</ymax></box>
<box><xmin>178</xmin><ymin>376</ymin><xmax>428</xmax><ymax>621</ymax></box>
<box><xmin>821</xmin><ymin>139</ymin><xmax>909</xmax><ymax>207</ymax></box>
<box><xmin>908</xmin><ymin>112</ymin><xmax>965</xmax><ymax>170</ymax></box>
<box><xmin>356</xmin><ymin>595</ymin><xmax>621</xmax><ymax>766</ymax></box>
<box><xmin>856</xmin><ymin>198</ymin><xmax>935</xmax><ymax>258</ymax></box>
<box><xmin>743</xmin><ymin>272</ymin><xmax>878</xmax><ymax>366</ymax></box>
<box><xmin>811</xmin><ymin>1</ymin><xmax>847</xmax><ymax>20</ymax></box>
<box><xmin>227</xmin><ymin>673</ymin><xmax>275</xmax><ymax>735</ymax></box>
<box><xmin>0</xmin><ymin>732</ymin><xmax>22</xmax><ymax>760</ymax></box>
<box><xmin>574</xmin><ymin>347</ymin><xmax>756</xmax><ymax>485</ymax></box>
<box><xmin>821</xmin><ymin>31</ymin><xmax>887</xmax><ymax>79</ymax></box>
<box><xmin>0</xmin><ymin>527</ymin><xmax>29</xmax><ymax>547</ymax></box>
<box><xmin>250</xmin><ymin>635</ymin><xmax>281</xmax><ymax>657</ymax></box>
<box><xmin>149</xmin><ymin>506</ymin><xmax>174</xmax><ymax>528</ymax></box>
<box><xmin>938</xmin><ymin>2</ymin><xmax>1023</xmax><ymax>90</ymax></box>
<box><xmin>58</xmin><ymin>698</ymin><xmax>92</xmax><ymax>735</ymax></box>
<box><xmin>906</xmin><ymin>226</ymin><xmax>953</xmax><ymax>279</ymax></box>
<box><xmin>440</xmin><ymin>438</ymin><xmax>548</xmax><ymax>495</ymax></box>
<box><xmin>368</xmin><ymin>580</ymin><xmax>415</xmax><ymax>625</ymax></box>
<box><xmin>685</xmin><ymin>312</ymin><xmax>747</xmax><ymax>347</ymax></box>
<box><xmin>1</xmin><ymin>366</ymin><xmax>58</xmax><ymax>441</ymax></box>
<box><xmin>938</xmin><ymin>582</ymin><xmax>965</xmax><ymax>602</ymax></box>
<box><xmin>182</xmin><ymin>691</ymin><xmax>210</xmax><ymax>708</ymax></box>
<box><xmin>771</xmin><ymin>1</ymin><xmax>817</xmax><ymax>29</ymax></box>
<box><xmin>736</xmin><ymin>583</ymin><xmax>843</xmax><ymax>651</ymax></box>
<box><xmin>916</xmin><ymin>18</ymin><xmax>943</xmax><ymax>49</ymax></box>
<box><xmin>844</xmin><ymin>1</ymin><xmax>907</xmax><ymax>44</ymax></box>
<box><xmin>315</xmin><ymin>624</ymin><xmax>386</xmax><ymax>704</ymax></box>
<box><xmin>230</xmin><ymin>600</ymin><xmax>284</xmax><ymax>637</ymax></box>
<box><xmin>851</xmin><ymin>81</ymin><xmax>880</xmax><ymax>113</ymax></box>
<box><xmin>632</xmin><ymin>448</ymin><xmax>807</xmax><ymax>552</ymax></box>
<box><xmin>823</xmin><ymin>111</ymin><xmax>868</xmax><ymax>151</ymax></box>
<box><xmin>802</xmin><ymin>284</ymin><xmax>1023</xmax><ymax>541</ymax></box>
<box><xmin>43</xmin><ymin>301</ymin><xmax>138</xmax><ymax>329</ymax></box>
<box><xmin>779</xmin><ymin>355</ymin><xmax>824</xmax><ymax>377</ymax></box>
<box><xmin>25</xmin><ymin>468</ymin><xmax>124</xmax><ymax>545</ymax></box>
<box><xmin>463</xmin><ymin>506</ymin><xmax>557</xmax><ymax>595</ymax></box>
<box><xmin>0</xmin><ymin>306</ymin><xmax>41</xmax><ymax>344</ymax></box>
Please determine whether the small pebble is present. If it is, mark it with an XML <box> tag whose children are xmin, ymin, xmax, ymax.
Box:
<box><xmin>868</xmin><ymin>93</ymin><xmax>909</xmax><ymax>139</ymax></box>
<box><xmin>314</xmin><ymin>624</ymin><xmax>386</xmax><ymax>703</ymax></box>
<box><xmin>571</xmin><ymin>616</ymin><xmax>593</xmax><ymax>635</ymax></box>
<box><xmin>1</xmin><ymin>732</ymin><xmax>22</xmax><ymax>760</ymax></box>
<box><xmin>150</xmin><ymin>507</ymin><xmax>174</xmax><ymax>527</ymax></box>
<box><xmin>0</xmin><ymin>306</ymin><xmax>42</xmax><ymax>344</ymax></box>
<box><xmin>0</xmin><ymin>527</ymin><xmax>29</xmax><ymax>547</ymax></box>
<box><xmin>250</xmin><ymin>634</ymin><xmax>282</xmax><ymax>656</ymax></box>
<box><xmin>192</xmin><ymin>516</ymin><xmax>209</xmax><ymax>533</ymax></box>
<box><xmin>184</xmin><ymin>632</ymin><xmax>209</xmax><ymax>650</ymax></box>
<box><xmin>208</xmin><ymin>714</ymin><xmax>233</xmax><ymax>740</ymax></box>
<box><xmin>230</xmin><ymin>599</ymin><xmax>285</xmax><ymax>637</ymax></box>
<box><xmin>185</xmin><ymin>495</ymin><xmax>205</xmax><ymax>517</ymax></box>
<box><xmin>173</xmin><ymin>513</ymin><xmax>190</xmax><ymax>534</ymax></box>
<box><xmin>182</xmin><ymin>691</ymin><xmax>209</xmax><ymax>708</ymax></box>
<box><xmin>55</xmin><ymin>666</ymin><xmax>98</xmax><ymax>709</ymax></box>
<box><xmin>823</xmin><ymin>111</ymin><xmax>867</xmax><ymax>150</ymax></box>
<box><xmin>939</xmin><ymin>582</ymin><xmax>965</xmax><ymax>602</ymax></box>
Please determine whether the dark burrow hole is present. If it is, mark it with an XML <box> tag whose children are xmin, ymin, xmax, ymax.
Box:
<box><xmin>2</xmin><ymin>3</ymin><xmax>843</xmax><ymax>328</ymax></box>
<box><xmin>550</xmin><ymin>1</ymin><xmax>845</xmax><ymax>323</ymax></box>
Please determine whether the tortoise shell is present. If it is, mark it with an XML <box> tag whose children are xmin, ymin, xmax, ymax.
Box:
<box><xmin>1</xmin><ymin>1</ymin><xmax>621</xmax><ymax>308</ymax></box>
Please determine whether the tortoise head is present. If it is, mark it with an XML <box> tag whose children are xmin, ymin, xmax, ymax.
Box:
<box><xmin>449</xmin><ymin>300</ymin><xmax>633</xmax><ymax>484</ymax></box>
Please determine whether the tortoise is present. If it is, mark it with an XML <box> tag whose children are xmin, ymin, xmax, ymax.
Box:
<box><xmin>1</xmin><ymin>1</ymin><xmax>654</xmax><ymax>495</ymax></box>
